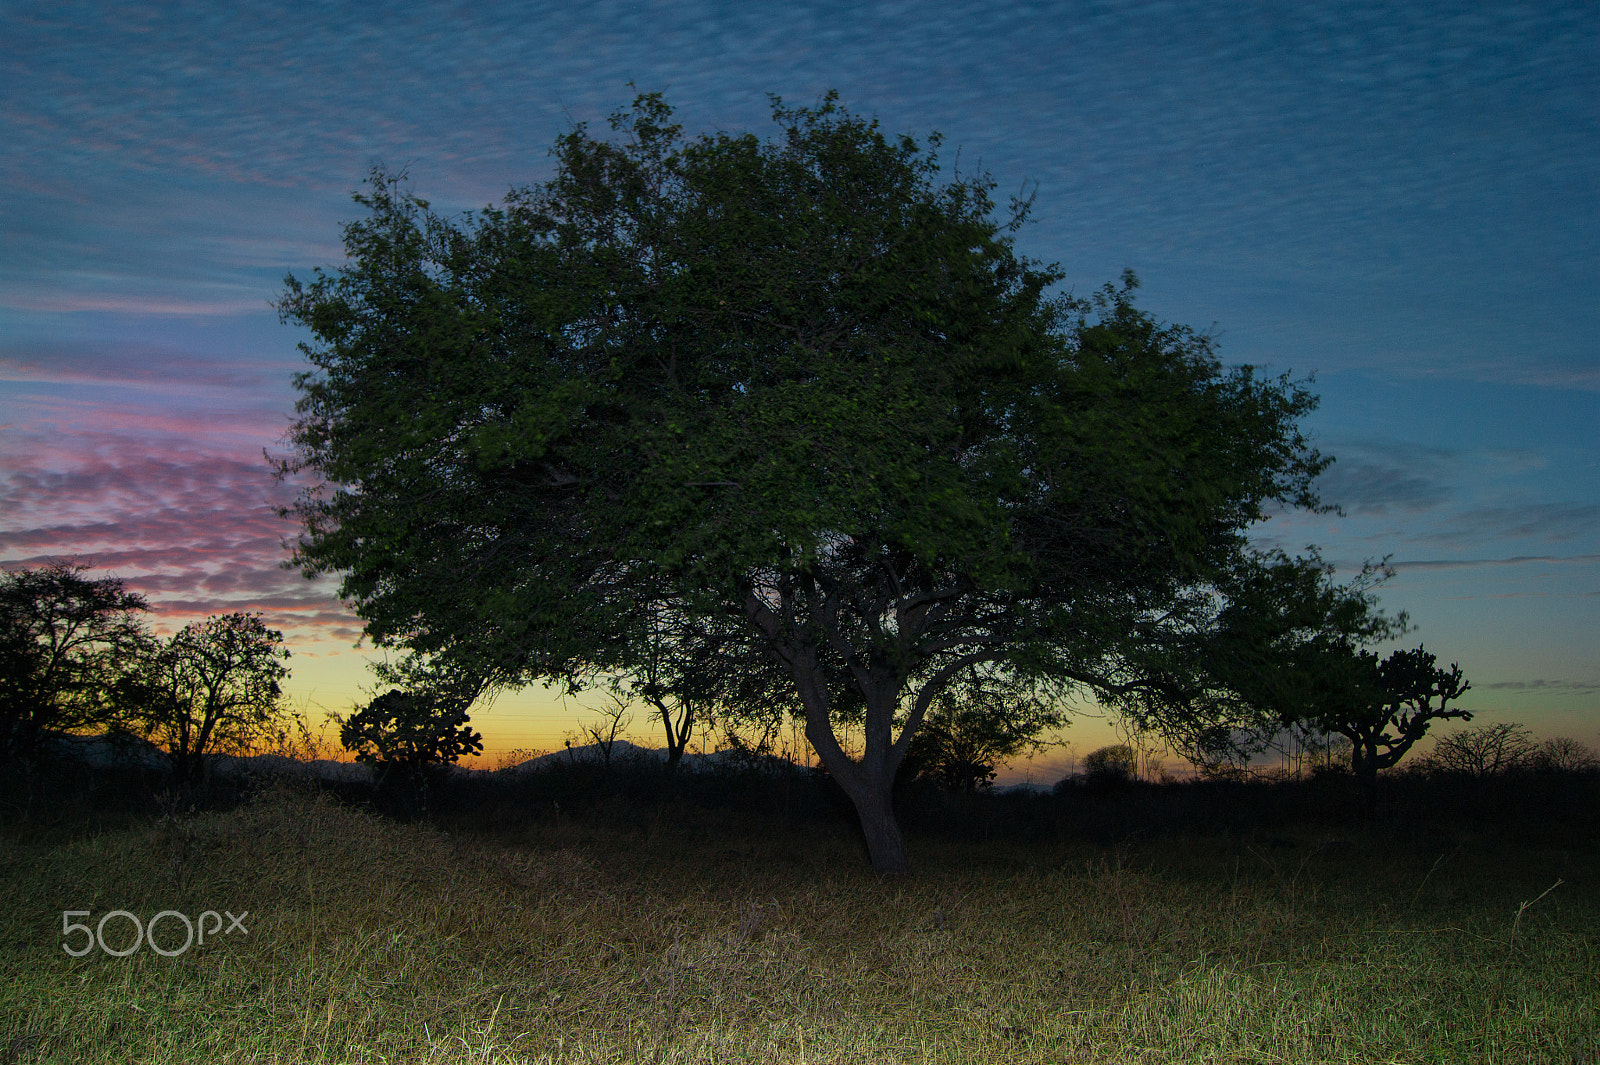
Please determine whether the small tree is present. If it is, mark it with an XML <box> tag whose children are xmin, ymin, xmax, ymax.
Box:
<box><xmin>902</xmin><ymin>674</ymin><xmax>1065</xmax><ymax>792</ymax></box>
<box><xmin>573</xmin><ymin>693</ymin><xmax>633</xmax><ymax>772</ymax></box>
<box><xmin>1531</xmin><ymin>736</ymin><xmax>1600</xmax><ymax>775</ymax></box>
<box><xmin>124</xmin><ymin>613</ymin><xmax>291</xmax><ymax>785</ymax></box>
<box><xmin>1341</xmin><ymin>646</ymin><xmax>1472</xmax><ymax>788</ymax></box>
<box><xmin>1082</xmin><ymin>744</ymin><xmax>1138</xmax><ymax>784</ymax></box>
<box><xmin>1248</xmin><ymin>643</ymin><xmax>1472</xmax><ymax>809</ymax></box>
<box><xmin>610</xmin><ymin>601</ymin><xmax>757</xmax><ymax>773</ymax></box>
<box><xmin>340</xmin><ymin>687</ymin><xmax>483</xmax><ymax>791</ymax></box>
<box><xmin>0</xmin><ymin>562</ymin><xmax>150</xmax><ymax>762</ymax></box>
<box><xmin>1424</xmin><ymin>722</ymin><xmax>1537</xmax><ymax>779</ymax></box>
<box><xmin>1176</xmin><ymin>551</ymin><xmax>1469</xmax><ymax>809</ymax></box>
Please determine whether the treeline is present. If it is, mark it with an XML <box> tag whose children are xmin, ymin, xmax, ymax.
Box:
<box><xmin>1066</xmin><ymin>724</ymin><xmax>1599</xmax><ymax>788</ymax></box>
<box><xmin>0</xmin><ymin>561</ymin><xmax>290</xmax><ymax>785</ymax></box>
<box><xmin>6</xmin><ymin>559</ymin><xmax>1593</xmax><ymax>828</ymax></box>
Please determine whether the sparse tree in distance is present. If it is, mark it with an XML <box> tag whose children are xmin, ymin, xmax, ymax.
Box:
<box><xmin>0</xmin><ymin>561</ymin><xmax>150</xmax><ymax>763</ymax></box>
<box><xmin>1082</xmin><ymin>744</ymin><xmax>1138</xmax><ymax>785</ymax></box>
<box><xmin>1531</xmin><ymin>736</ymin><xmax>1600</xmax><ymax>775</ymax></box>
<box><xmin>627</xmin><ymin>619</ymin><xmax>701</xmax><ymax>773</ymax></box>
<box><xmin>614</xmin><ymin>600</ymin><xmax>768</xmax><ymax>773</ymax></box>
<box><xmin>121</xmin><ymin>613</ymin><xmax>291</xmax><ymax>786</ymax></box>
<box><xmin>278</xmin><ymin>92</ymin><xmax>1329</xmax><ymax>872</ymax></box>
<box><xmin>572</xmin><ymin>692</ymin><xmax>633</xmax><ymax>772</ymax></box>
<box><xmin>1423</xmin><ymin>721</ymin><xmax>1537</xmax><ymax>779</ymax></box>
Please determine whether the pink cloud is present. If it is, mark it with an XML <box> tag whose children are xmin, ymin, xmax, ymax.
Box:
<box><xmin>5</xmin><ymin>395</ymin><xmax>292</xmax><ymax>440</ymax></box>
<box><xmin>0</xmin><ymin>293</ymin><xmax>270</xmax><ymax>316</ymax></box>
<box><xmin>1</xmin><ymin>344</ymin><xmax>290</xmax><ymax>392</ymax></box>
<box><xmin>1</xmin><ymin>415</ymin><xmax>360</xmax><ymax>646</ymax></box>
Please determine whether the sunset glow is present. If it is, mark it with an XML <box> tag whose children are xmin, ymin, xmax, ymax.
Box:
<box><xmin>4</xmin><ymin>1</ymin><xmax>1595</xmax><ymax>775</ymax></box>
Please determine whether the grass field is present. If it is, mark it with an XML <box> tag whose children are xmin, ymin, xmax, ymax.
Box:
<box><xmin>1</xmin><ymin>766</ymin><xmax>1596</xmax><ymax>1063</ymax></box>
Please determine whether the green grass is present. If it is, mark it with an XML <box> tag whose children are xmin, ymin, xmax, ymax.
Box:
<box><xmin>1</xmin><ymin>778</ymin><xmax>1596</xmax><ymax>1063</ymax></box>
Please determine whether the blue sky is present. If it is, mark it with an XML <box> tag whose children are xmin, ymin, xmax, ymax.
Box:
<box><xmin>2</xmin><ymin>0</ymin><xmax>1595</xmax><ymax>769</ymax></box>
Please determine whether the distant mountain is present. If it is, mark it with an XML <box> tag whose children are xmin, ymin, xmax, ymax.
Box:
<box><xmin>36</xmin><ymin>731</ymin><xmax>814</xmax><ymax>785</ymax></box>
<box><xmin>495</xmin><ymin>740</ymin><xmax>809</xmax><ymax>778</ymax></box>
<box><xmin>41</xmin><ymin>730</ymin><xmax>168</xmax><ymax>770</ymax></box>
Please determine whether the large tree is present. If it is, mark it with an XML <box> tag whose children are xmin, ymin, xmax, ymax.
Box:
<box><xmin>0</xmin><ymin>561</ymin><xmax>151</xmax><ymax>763</ymax></box>
<box><xmin>278</xmin><ymin>93</ymin><xmax>1327</xmax><ymax>872</ymax></box>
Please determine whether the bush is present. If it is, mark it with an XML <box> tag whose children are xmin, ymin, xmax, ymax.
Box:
<box><xmin>339</xmin><ymin>689</ymin><xmax>483</xmax><ymax>814</ymax></box>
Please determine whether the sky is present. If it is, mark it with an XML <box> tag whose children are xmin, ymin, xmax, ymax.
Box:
<box><xmin>2</xmin><ymin>0</ymin><xmax>1596</xmax><ymax>778</ymax></box>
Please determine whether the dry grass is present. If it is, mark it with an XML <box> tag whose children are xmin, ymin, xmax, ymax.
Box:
<box><xmin>1</xmin><ymin>779</ymin><xmax>1595</xmax><ymax>1063</ymax></box>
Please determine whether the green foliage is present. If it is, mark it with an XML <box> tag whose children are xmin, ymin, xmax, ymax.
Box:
<box><xmin>0</xmin><ymin>561</ymin><xmax>150</xmax><ymax>762</ymax></box>
<box><xmin>279</xmin><ymin>91</ymin><xmax>1330</xmax><ymax>871</ymax></box>
<box><xmin>120</xmin><ymin>613</ymin><xmax>291</xmax><ymax>784</ymax></box>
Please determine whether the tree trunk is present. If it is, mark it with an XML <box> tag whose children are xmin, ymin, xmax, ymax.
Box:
<box><xmin>791</xmin><ymin>670</ymin><xmax>912</xmax><ymax>875</ymax></box>
<box><xmin>841</xmin><ymin>773</ymin><xmax>910</xmax><ymax>875</ymax></box>
<box><xmin>1351</xmin><ymin>744</ymin><xmax>1379</xmax><ymax>818</ymax></box>
<box><xmin>653</xmin><ymin>696</ymin><xmax>690</xmax><ymax>775</ymax></box>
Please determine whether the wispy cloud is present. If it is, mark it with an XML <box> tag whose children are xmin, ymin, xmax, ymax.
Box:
<box><xmin>1419</xmin><ymin>504</ymin><xmax>1600</xmax><ymax>548</ymax></box>
<box><xmin>1308</xmin><ymin>439</ymin><xmax>1463</xmax><ymax>516</ymax></box>
<box><xmin>0</xmin><ymin>343</ymin><xmax>291</xmax><ymax>392</ymax></box>
<box><xmin>1392</xmin><ymin>554</ymin><xmax>1600</xmax><ymax>571</ymax></box>
<box><xmin>1315</xmin><ymin>459</ymin><xmax>1452</xmax><ymax>516</ymax></box>
<box><xmin>1483</xmin><ymin>679</ymin><xmax>1600</xmax><ymax>696</ymax></box>
<box><xmin>0</xmin><ymin>292</ymin><xmax>272</xmax><ymax>316</ymax></box>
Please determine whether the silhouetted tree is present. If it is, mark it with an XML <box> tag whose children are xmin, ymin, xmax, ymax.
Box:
<box><xmin>613</xmin><ymin>599</ymin><xmax>770</xmax><ymax>773</ymax></box>
<box><xmin>1151</xmin><ymin>552</ymin><xmax>1471</xmax><ymax>808</ymax></box>
<box><xmin>1327</xmin><ymin>645</ymin><xmax>1471</xmax><ymax>800</ymax></box>
<box><xmin>0</xmin><ymin>561</ymin><xmax>150</xmax><ymax>763</ymax></box>
<box><xmin>1082</xmin><ymin>744</ymin><xmax>1138</xmax><ymax>784</ymax></box>
<box><xmin>901</xmin><ymin>672</ymin><xmax>1065</xmax><ymax>792</ymax></box>
<box><xmin>1423</xmin><ymin>721</ymin><xmax>1536</xmax><ymax>779</ymax></box>
<box><xmin>1530</xmin><ymin>736</ymin><xmax>1600</xmax><ymax>775</ymax></box>
<box><xmin>573</xmin><ymin>693</ymin><xmax>633</xmax><ymax>772</ymax></box>
<box><xmin>340</xmin><ymin>686</ymin><xmax>482</xmax><ymax>806</ymax></box>
<box><xmin>122</xmin><ymin>613</ymin><xmax>291</xmax><ymax>785</ymax></box>
<box><xmin>1098</xmin><ymin>551</ymin><xmax>1396</xmax><ymax>775</ymax></box>
<box><xmin>278</xmin><ymin>92</ymin><xmax>1329</xmax><ymax>872</ymax></box>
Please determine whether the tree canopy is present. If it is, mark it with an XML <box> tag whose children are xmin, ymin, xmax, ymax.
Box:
<box><xmin>120</xmin><ymin>612</ymin><xmax>291</xmax><ymax>785</ymax></box>
<box><xmin>279</xmin><ymin>92</ymin><xmax>1329</xmax><ymax>872</ymax></box>
<box><xmin>1169</xmin><ymin>551</ymin><xmax>1471</xmax><ymax>805</ymax></box>
<box><xmin>0</xmin><ymin>561</ymin><xmax>150</xmax><ymax>763</ymax></box>
<box><xmin>341</xmin><ymin>688</ymin><xmax>484</xmax><ymax>772</ymax></box>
